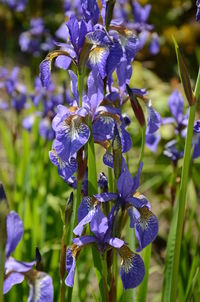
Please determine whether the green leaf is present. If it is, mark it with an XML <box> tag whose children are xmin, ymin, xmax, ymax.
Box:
<box><xmin>137</xmin><ymin>244</ymin><xmax>152</xmax><ymax>302</ymax></box>
<box><xmin>173</xmin><ymin>36</ymin><xmax>195</xmax><ymax>106</ymax></box>
<box><xmin>162</xmin><ymin>204</ymin><xmax>178</xmax><ymax>302</ymax></box>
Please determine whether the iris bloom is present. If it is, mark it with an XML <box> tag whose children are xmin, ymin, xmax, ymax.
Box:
<box><xmin>66</xmin><ymin>207</ymin><xmax>145</xmax><ymax>289</ymax></box>
<box><xmin>4</xmin><ymin>211</ymin><xmax>53</xmax><ymax>302</ymax></box>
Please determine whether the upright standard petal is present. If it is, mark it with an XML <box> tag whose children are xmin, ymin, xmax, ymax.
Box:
<box><xmin>168</xmin><ymin>90</ymin><xmax>184</xmax><ymax>125</ymax></box>
<box><xmin>6</xmin><ymin>211</ymin><xmax>24</xmax><ymax>257</ymax></box>
<box><xmin>90</xmin><ymin>207</ymin><xmax>109</xmax><ymax>241</ymax></box>
<box><xmin>81</xmin><ymin>0</ymin><xmax>100</xmax><ymax>24</ymax></box>
<box><xmin>74</xmin><ymin>197</ymin><xmax>98</xmax><ymax>236</ymax></box>
<box><xmin>119</xmin><ymin>245</ymin><xmax>145</xmax><ymax>289</ymax></box>
<box><xmin>146</xmin><ymin>101</ymin><xmax>161</xmax><ymax>134</ymax></box>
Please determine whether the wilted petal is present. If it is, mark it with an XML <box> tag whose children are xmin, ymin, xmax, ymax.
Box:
<box><xmin>39</xmin><ymin>59</ymin><xmax>51</xmax><ymax>88</ymax></box>
<box><xmin>27</xmin><ymin>271</ymin><xmax>53</xmax><ymax>302</ymax></box>
<box><xmin>119</xmin><ymin>245</ymin><xmax>145</xmax><ymax>289</ymax></box>
<box><xmin>6</xmin><ymin>211</ymin><xmax>24</xmax><ymax>257</ymax></box>
<box><xmin>65</xmin><ymin>249</ymin><xmax>76</xmax><ymax>287</ymax></box>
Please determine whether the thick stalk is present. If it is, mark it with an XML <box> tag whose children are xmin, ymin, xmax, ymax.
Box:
<box><xmin>139</xmin><ymin>126</ymin><xmax>146</xmax><ymax>167</ymax></box>
<box><xmin>137</xmin><ymin>244</ymin><xmax>152</xmax><ymax>302</ymax></box>
<box><xmin>170</xmin><ymin>68</ymin><xmax>200</xmax><ymax>301</ymax></box>
<box><xmin>88</xmin><ymin>116</ymin><xmax>108</xmax><ymax>301</ymax></box>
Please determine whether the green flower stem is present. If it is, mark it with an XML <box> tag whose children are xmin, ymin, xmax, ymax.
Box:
<box><xmin>0</xmin><ymin>249</ymin><xmax>5</xmax><ymax>302</ymax></box>
<box><xmin>170</xmin><ymin>68</ymin><xmax>200</xmax><ymax>302</ymax></box>
<box><xmin>88</xmin><ymin>115</ymin><xmax>108</xmax><ymax>301</ymax></box>
<box><xmin>137</xmin><ymin>244</ymin><xmax>152</xmax><ymax>302</ymax></box>
<box><xmin>139</xmin><ymin>126</ymin><xmax>146</xmax><ymax>167</ymax></box>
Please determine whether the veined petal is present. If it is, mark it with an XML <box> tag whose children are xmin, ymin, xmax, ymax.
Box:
<box><xmin>49</xmin><ymin>149</ymin><xmax>77</xmax><ymax>181</ymax></box>
<box><xmin>93</xmin><ymin>114</ymin><xmax>115</xmax><ymax>141</ymax></box>
<box><xmin>133</xmin><ymin>206</ymin><xmax>158</xmax><ymax>251</ymax></box>
<box><xmin>55</xmin><ymin>115</ymin><xmax>90</xmax><ymax>159</ymax></box>
<box><xmin>119</xmin><ymin>245</ymin><xmax>145</xmax><ymax>289</ymax></box>
<box><xmin>27</xmin><ymin>271</ymin><xmax>53</xmax><ymax>302</ymax></box>
<box><xmin>6</xmin><ymin>211</ymin><xmax>24</xmax><ymax>257</ymax></box>
<box><xmin>89</xmin><ymin>46</ymin><xmax>109</xmax><ymax>79</ymax></box>
<box><xmin>52</xmin><ymin>104</ymin><xmax>70</xmax><ymax>131</ymax></box>
<box><xmin>65</xmin><ymin>249</ymin><xmax>76</xmax><ymax>287</ymax></box>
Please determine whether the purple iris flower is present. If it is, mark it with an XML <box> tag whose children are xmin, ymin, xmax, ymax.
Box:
<box><xmin>0</xmin><ymin>67</ymin><xmax>27</xmax><ymax>112</ymax></box>
<box><xmin>196</xmin><ymin>0</ymin><xmax>200</xmax><ymax>21</ymax></box>
<box><xmin>192</xmin><ymin>120</ymin><xmax>200</xmax><ymax>158</ymax></box>
<box><xmin>102</xmin><ymin>157</ymin><xmax>158</xmax><ymax>251</ymax></box>
<box><xmin>66</xmin><ymin>206</ymin><xmax>145</xmax><ymax>289</ymax></box>
<box><xmin>1</xmin><ymin>0</ymin><xmax>27</xmax><ymax>11</ymax></box>
<box><xmin>81</xmin><ymin>0</ymin><xmax>100</xmax><ymax>25</ymax></box>
<box><xmin>52</xmin><ymin>104</ymin><xmax>90</xmax><ymax>161</ymax></box>
<box><xmin>4</xmin><ymin>211</ymin><xmax>53</xmax><ymax>301</ymax></box>
<box><xmin>149</xmin><ymin>33</ymin><xmax>160</xmax><ymax>55</ymax></box>
<box><xmin>163</xmin><ymin>90</ymin><xmax>188</xmax><ymax>133</ymax></box>
<box><xmin>132</xmin><ymin>0</ymin><xmax>151</xmax><ymax>24</ymax></box>
<box><xmin>164</xmin><ymin>140</ymin><xmax>184</xmax><ymax>164</ymax></box>
<box><xmin>19</xmin><ymin>18</ymin><xmax>54</xmax><ymax>57</ymax></box>
<box><xmin>49</xmin><ymin>146</ymin><xmax>78</xmax><ymax>183</ymax></box>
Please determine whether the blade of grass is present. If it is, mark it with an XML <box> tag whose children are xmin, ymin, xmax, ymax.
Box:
<box><xmin>169</xmin><ymin>67</ymin><xmax>200</xmax><ymax>301</ymax></box>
